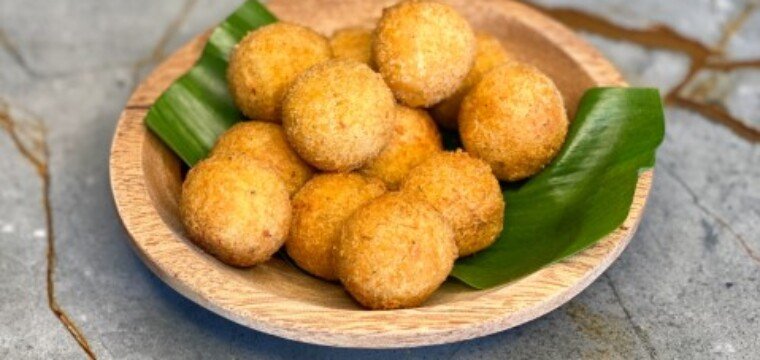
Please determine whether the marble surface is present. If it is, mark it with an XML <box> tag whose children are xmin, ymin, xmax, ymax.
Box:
<box><xmin>1</xmin><ymin>0</ymin><xmax>758</xmax><ymax>359</ymax></box>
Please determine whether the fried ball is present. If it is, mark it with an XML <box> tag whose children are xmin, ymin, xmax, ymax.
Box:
<box><xmin>227</xmin><ymin>22</ymin><xmax>331</xmax><ymax>122</ymax></box>
<box><xmin>210</xmin><ymin>121</ymin><xmax>314</xmax><ymax>195</ymax></box>
<box><xmin>336</xmin><ymin>193</ymin><xmax>457</xmax><ymax>309</ymax></box>
<box><xmin>283</xmin><ymin>60</ymin><xmax>395</xmax><ymax>171</ymax></box>
<box><xmin>401</xmin><ymin>151</ymin><xmax>504</xmax><ymax>256</ymax></box>
<box><xmin>180</xmin><ymin>156</ymin><xmax>291</xmax><ymax>267</ymax></box>
<box><xmin>361</xmin><ymin>105</ymin><xmax>442</xmax><ymax>189</ymax></box>
<box><xmin>431</xmin><ymin>32</ymin><xmax>512</xmax><ymax>129</ymax></box>
<box><xmin>286</xmin><ymin>173</ymin><xmax>386</xmax><ymax>281</ymax></box>
<box><xmin>374</xmin><ymin>0</ymin><xmax>476</xmax><ymax>107</ymax></box>
<box><xmin>329</xmin><ymin>27</ymin><xmax>374</xmax><ymax>68</ymax></box>
<box><xmin>460</xmin><ymin>62</ymin><xmax>568</xmax><ymax>181</ymax></box>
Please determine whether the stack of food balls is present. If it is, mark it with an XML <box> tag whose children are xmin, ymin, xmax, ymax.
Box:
<box><xmin>180</xmin><ymin>0</ymin><xmax>569</xmax><ymax>310</ymax></box>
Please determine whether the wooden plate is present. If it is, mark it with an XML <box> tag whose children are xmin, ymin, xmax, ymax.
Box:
<box><xmin>110</xmin><ymin>0</ymin><xmax>649</xmax><ymax>348</ymax></box>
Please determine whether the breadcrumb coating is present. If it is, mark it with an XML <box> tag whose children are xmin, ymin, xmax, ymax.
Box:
<box><xmin>227</xmin><ymin>22</ymin><xmax>331</xmax><ymax>122</ymax></box>
<box><xmin>431</xmin><ymin>32</ymin><xmax>512</xmax><ymax>129</ymax></box>
<box><xmin>210</xmin><ymin>121</ymin><xmax>314</xmax><ymax>195</ymax></box>
<box><xmin>460</xmin><ymin>62</ymin><xmax>568</xmax><ymax>181</ymax></box>
<box><xmin>180</xmin><ymin>156</ymin><xmax>291</xmax><ymax>267</ymax></box>
<box><xmin>373</xmin><ymin>0</ymin><xmax>476</xmax><ymax>107</ymax></box>
<box><xmin>329</xmin><ymin>27</ymin><xmax>375</xmax><ymax>68</ymax></box>
<box><xmin>286</xmin><ymin>173</ymin><xmax>386</xmax><ymax>281</ymax></box>
<box><xmin>283</xmin><ymin>60</ymin><xmax>395</xmax><ymax>171</ymax></box>
<box><xmin>336</xmin><ymin>192</ymin><xmax>457</xmax><ymax>309</ymax></box>
<box><xmin>401</xmin><ymin>150</ymin><xmax>504</xmax><ymax>256</ymax></box>
<box><xmin>361</xmin><ymin>105</ymin><xmax>442</xmax><ymax>189</ymax></box>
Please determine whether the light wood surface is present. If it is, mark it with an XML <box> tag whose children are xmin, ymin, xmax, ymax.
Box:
<box><xmin>110</xmin><ymin>0</ymin><xmax>649</xmax><ymax>348</ymax></box>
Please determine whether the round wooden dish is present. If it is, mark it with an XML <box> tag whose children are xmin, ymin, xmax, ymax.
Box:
<box><xmin>110</xmin><ymin>0</ymin><xmax>649</xmax><ymax>348</ymax></box>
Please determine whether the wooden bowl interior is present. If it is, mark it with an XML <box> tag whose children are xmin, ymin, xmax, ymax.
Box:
<box><xmin>139</xmin><ymin>0</ymin><xmax>620</xmax><ymax>311</ymax></box>
<box><xmin>112</xmin><ymin>0</ymin><xmax>641</xmax><ymax>347</ymax></box>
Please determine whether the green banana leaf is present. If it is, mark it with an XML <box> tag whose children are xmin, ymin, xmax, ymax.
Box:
<box><xmin>451</xmin><ymin>88</ymin><xmax>664</xmax><ymax>288</ymax></box>
<box><xmin>144</xmin><ymin>0</ymin><xmax>665</xmax><ymax>289</ymax></box>
<box><xmin>145</xmin><ymin>0</ymin><xmax>277</xmax><ymax>166</ymax></box>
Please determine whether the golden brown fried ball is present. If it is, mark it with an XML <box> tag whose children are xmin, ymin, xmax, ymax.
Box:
<box><xmin>210</xmin><ymin>121</ymin><xmax>314</xmax><ymax>195</ymax></box>
<box><xmin>460</xmin><ymin>62</ymin><xmax>568</xmax><ymax>181</ymax></box>
<box><xmin>227</xmin><ymin>22</ymin><xmax>331</xmax><ymax>122</ymax></box>
<box><xmin>286</xmin><ymin>173</ymin><xmax>386</xmax><ymax>281</ymax></box>
<box><xmin>283</xmin><ymin>60</ymin><xmax>396</xmax><ymax>171</ymax></box>
<box><xmin>373</xmin><ymin>0</ymin><xmax>476</xmax><ymax>107</ymax></box>
<box><xmin>329</xmin><ymin>27</ymin><xmax>374</xmax><ymax>68</ymax></box>
<box><xmin>361</xmin><ymin>105</ymin><xmax>442</xmax><ymax>189</ymax></box>
<box><xmin>335</xmin><ymin>193</ymin><xmax>457</xmax><ymax>309</ymax></box>
<box><xmin>180</xmin><ymin>156</ymin><xmax>291</xmax><ymax>267</ymax></box>
<box><xmin>401</xmin><ymin>151</ymin><xmax>504</xmax><ymax>256</ymax></box>
<box><xmin>431</xmin><ymin>32</ymin><xmax>512</xmax><ymax>129</ymax></box>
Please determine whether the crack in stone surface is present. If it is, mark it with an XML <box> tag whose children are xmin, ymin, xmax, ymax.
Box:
<box><xmin>526</xmin><ymin>2</ymin><xmax>760</xmax><ymax>143</ymax></box>
<box><xmin>0</xmin><ymin>99</ymin><xmax>96</xmax><ymax>359</ymax></box>
<box><xmin>564</xmin><ymin>301</ymin><xmax>635</xmax><ymax>358</ymax></box>
<box><xmin>668</xmin><ymin>96</ymin><xmax>760</xmax><ymax>142</ymax></box>
<box><xmin>131</xmin><ymin>0</ymin><xmax>198</xmax><ymax>87</ymax></box>
<box><xmin>668</xmin><ymin>3</ymin><xmax>760</xmax><ymax>143</ymax></box>
<box><xmin>660</xmin><ymin>164</ymin><xmax>760</xmax><ymax>266</ymax></box>
<box><xmin>1</xmin><ymin>26</ymin><xmax>140</xmax><ymax>81</ymax></box>
<box><xmin>0</xmin><ymin>27</ymin><xmax>40</xmax><ymax>78</ymax></box>
<box><xmin>604</xmin><ymin>274</ymin><xmax>658</xmax><ymax>359</ymax></box>
<box><xmin>0</xmin><ymin>28</ymin><xmax>131</xmax><ymax>80</ymax></box>
<box><xmin>706</xmin><ymin>59</ymin><xmax>760</xmax><ymax>70</ymax></box>
<box><xmin>715</xmin><ymin>3</ymin><xmax>756</xmax><ymax>52</ymax></box>
<box><xmin>525</xmin><ymin>4</ymin><xmax>713</xmax><ymax>59</ymax></box>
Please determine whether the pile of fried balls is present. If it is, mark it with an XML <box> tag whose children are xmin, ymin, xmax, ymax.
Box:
<box><xmin>180</xmin><ymin>0</ymin><xmax>568</xmax><ymax>310</ymax></box>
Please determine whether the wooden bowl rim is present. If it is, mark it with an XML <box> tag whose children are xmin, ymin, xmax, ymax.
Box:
<box><xmin>110</xmin><ymin>0</ymin><xmax>650</xmax><ymax>348</ymax></box>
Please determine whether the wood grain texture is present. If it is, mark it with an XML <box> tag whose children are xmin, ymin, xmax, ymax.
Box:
<box><xmin>110</xmin><ymin>0</ymin><xmax>649</xmax><ymax>348</ymax></box>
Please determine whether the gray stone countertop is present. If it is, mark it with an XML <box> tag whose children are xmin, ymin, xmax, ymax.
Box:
<box><xmin>0</xmin><ymin>0</ymin><xmax>758</xmax><ymax>359</ymax></box>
